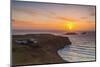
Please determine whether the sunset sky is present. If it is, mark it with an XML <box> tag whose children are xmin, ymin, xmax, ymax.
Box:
<box><xmin>12</xmin><ymin>1</ymin><xmax>96</xmax><ymax>32</ymax></box>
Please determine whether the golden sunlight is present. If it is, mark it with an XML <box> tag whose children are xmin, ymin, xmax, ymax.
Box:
<box><xmin>66</xmin><ymin>21</ymin><xmax>76</xmax><ymax>31</ymax></box>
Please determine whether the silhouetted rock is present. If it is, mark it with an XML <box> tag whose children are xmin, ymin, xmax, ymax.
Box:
<box><xmin>64</xmin><ymin>32</ymin><xmax>78</xmax><ymax>35</ymax></box>
<box><xmin>81</xmin><ymin>32</ymin><xmax>87</xmax><ymax>35</ymax></box>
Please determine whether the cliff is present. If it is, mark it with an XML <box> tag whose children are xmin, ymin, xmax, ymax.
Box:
<box><xmin>12</xmin><ymin>34</ymin><xmax>71</xmax><ymax>66</ymax></box>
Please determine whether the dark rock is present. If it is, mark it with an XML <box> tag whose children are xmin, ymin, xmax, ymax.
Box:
<box><xmin>81</xmin><ymin>32</ymin><xmax>87</xmax><ymax>35</ymax></box>
<box><xmin>64</xmin><ymin>32</ymin><xmax>78</xmax><ymax>35</ymax></box>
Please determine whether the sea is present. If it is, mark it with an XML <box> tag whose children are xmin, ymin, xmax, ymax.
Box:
<box><xmin>58</xmin><ymin>32</ymin><xmax>96</xmax><ymax>62</ymax></box>
<box><xmin>13</xmin><ymin>30</ymin><xmax>96</xmax><ymax>62</ymax></box>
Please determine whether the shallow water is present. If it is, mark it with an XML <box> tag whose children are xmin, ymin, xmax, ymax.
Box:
<box><xmin>58</xmin><ymin>32</ymin><xmax>96</xmax><ymax>62</ymax></box>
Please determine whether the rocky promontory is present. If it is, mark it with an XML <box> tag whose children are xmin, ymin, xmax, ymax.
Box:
<box><xmin>12</xmin><ymin>34</ymin><xmax>71</xmax><ymax>66</ymax></box>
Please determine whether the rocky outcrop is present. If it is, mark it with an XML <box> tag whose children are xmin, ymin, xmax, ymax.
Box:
<box><xmin>64</xmin><ymin>32</ymin><xmax>78</xmax><ymax>35</ymax></box>
<box><xmin>81</xmin><ymin>32</ymin><xmax>87</xmax><ymax>35</ymax></box>
<box><xmin>12</xmin><ymin>34</ymin><xmax>71</xmax><ymax>66</ymax></box>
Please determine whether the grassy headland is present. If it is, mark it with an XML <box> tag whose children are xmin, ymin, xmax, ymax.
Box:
<box><xmin>12</xmin><ymin>34</ymin><xmax>71</xmax><ymax>66</ymax></box>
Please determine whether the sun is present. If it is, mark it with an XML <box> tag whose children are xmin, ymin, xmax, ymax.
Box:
<box><xmin>66</xmin><ymin>21</ymin><xmax>75</xmax><ymax>31</ymax></box>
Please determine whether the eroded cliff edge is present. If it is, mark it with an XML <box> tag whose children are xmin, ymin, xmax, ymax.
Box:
<box><xmin>12</xmin><ymin>34</ymin><xmax>71</xmax><ymax>65</ymax></box>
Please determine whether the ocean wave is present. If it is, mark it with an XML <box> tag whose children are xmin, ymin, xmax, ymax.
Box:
<box><xmin>58</xmin><ymin>34</ymin><xmax>96</xmax><ymax>62</ymax></box>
